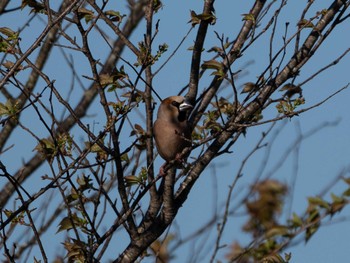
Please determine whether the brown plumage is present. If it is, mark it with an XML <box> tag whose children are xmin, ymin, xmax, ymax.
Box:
<box><xmin>153</xmin><ymin>96</ymin><xmax>193</xmax><ymax>163</ymax></box>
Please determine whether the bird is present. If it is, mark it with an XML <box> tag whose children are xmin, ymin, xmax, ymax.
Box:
<box><xmin>153</xmin><ymin>96</ymin><xmax>193</xmax><ymax>166</ymax></box>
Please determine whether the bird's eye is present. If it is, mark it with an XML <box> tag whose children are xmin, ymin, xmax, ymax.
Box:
<box><xmin>171</xmin><ymin>101</ymin><xmax>180</xmax><ymax>107</ymax></box>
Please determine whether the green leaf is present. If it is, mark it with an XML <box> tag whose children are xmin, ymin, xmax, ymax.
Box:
<box><xmin>342</xmin><ymin>177</ymin><xmax>350</xmax><ymax>185</ymax></box>
<box><xmin>0</xmin><ymin>101</ymin><xmax>10</xmax><ymax>116</ymax></box>
<box><xmin>124</xmin><ymin>175</ymin><xmax>141</xmax><ymax>187</ymax></box>
<box><xmin>284</xmin><ymin>252</ymin><xmax>292</xmax><ymax>262</ymax></box>
<box><xmin>56</xmin><ymin>214</ymin><xmax>86</xmax><ymax>233</ymax></box>
<box><xmin>330</xmin><ymin>193</ymin><xmax>346</xmax><ymax>214</ymax></box>
<box><xmin>187</xmin><ymin>45</ymin><xmax>205</xmax><ymax>52</ymax></box>
<box><xmin>293</xmin><ymin>97</ymin><xmax>305</xmax><ymax>107</ymax></box>
<box><xmin>201</xmin><ymin>59</ymin><xmax>223</xmax><ymax>70</ymax></box>
<box><xmin>21</xmin><ymin>0</ymin><xmax>45</xmax><ymax>13</ymax></box>
<box><xmin>289</xmin><ymin>212</ymin><xmax>303</xmax><ymax>228</ymax></box>
<box><xmin>297</xmin><ymin>19</ymin><xmax>315</xmax><ymax>28</ymax></box>
<box><xmin>125</xmin><ymin>167</ymin><xmax>147</xmax><ymax>187</ymax></box>
<box><xmin>34</xmin><ymin>138</ymin><xmax>56</xmax><ymax>162</ymax></box>
<box><xmin>265</xmin><ymin>225</ymin><xmax>289</xmax><ymax>238</ymax></box>
<box><xmin>77</xmin><ymin>8</ymin><xmax>94</xmax><ymax>23</ymax></box>
<box><xmin>85</xmin><ymin>139</ymin><xmax>104</xmax><ymax>153</ymax></box>
<box><xmin>189</xmin><ymin>10</ymin><xmax>216</xmax><ymax>27</ymax></box>
<box><xmin>330</xmin><ymin>200</ymin><xmax>345</xmax><ymax>214</ymax></box>
<box><xmin>104</xmin><ymin>10</ymin><xmax>126</xmax><ymax>22</ymax></box>
<box><xmin>120</xmin><ymin>153</ymin><xmax>130</xmax><ymax>164</ymax></box>
<box><xmin>0</xmin><ymin>27</ymin><xmax>19</xmax><ymax>54</ymax></box>
<box><xmin>330</xmin><ymin>193</ymin><xmax>343</xmax><ymax>203</ymax></box>
<box><xmin>2</xmin><ymin>60</ymin><xmax>24</xmax><ymax>72</ymax></box>
<box><xmin>63</xmin><ymin>239</ymin><xmax>87</xmax><ymax>262</ymax></box>
<box><xmin>307</xmin><ymin>208</ymin><xmax>320</xmax><ymax>223</ymax></box>
<box><xmin>262</xmin><ymin>253</ymin><xmax>286</xmax><ymax>263</ymax></box>
<box><xmin>241</xmin><ymin>13</ymin><xmax>255</xmax><ymax>23</ymax></box>
<box><xmin>57</xmin><ymin>217</ymin><xmax>74</xmax><ymax>233</ymax></box>
<box><xmin>305</xmin><ymin>223</ymin><xmax>319</xmax><ymax>242</ymax></box>
<box><xmin>99</xmin><ymin>73</ymin><xmax>115</xmax><ymax>86</ymax></box>
<box><xmin>201</xmin><ymin>60</ymin><xmax>225</xmax><ymax>79</ymax></box>
<box><xmin>57</xmin><ymin>133</ymin><xmax>73</xmax><ymax>156</ymax></box>
<box><xmin>342</xmin><ymin>187</ymin><xmax>350</xmax><ymax>197</ymax></box>
<box><xmin>0</xmin><ymin>27</ymin><xmax>18</xmax><ymax>38</ymax></box>
<box><xmin>152</xmin><ymin>0</ymin><xmax>163</xmax><ymax>12</ymax></box>
<box><xmin>4</xmin><ymin>209</ymin><xmax>27</xmax><ymax>225</ymax></box>
<box><xmin>207</xmin><ymin>46</ymin><xmax>222</xmax><ymax>53</ymax></box>
<box><xmin>76</xmin><ymin>174</ymin><xmax>93</xmax><ymax>192</ymax></box>
<box><xmin>139</xmin><ymin>167</ymin><xmax>148</xmax><ymax>181</ymax></box>
<box><xmin>134</xmin><ymin>42</ymin><xmax>167</xmax><ymax>67</ymax></box>
<box><xmin>308</xmin><ymin>196</ymin><xmax>329</xmax><ymax>209</ymax></box>
<box><xmin>66</xmin><ymin>192</ymin><xmax>79</xmax><ymax>204</ymax></box>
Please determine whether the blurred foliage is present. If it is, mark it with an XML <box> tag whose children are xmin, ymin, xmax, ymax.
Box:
<box><xmin>226</xmin><ymin>178</ymin><xmax>350</xmax><ymax>262</ymax></box>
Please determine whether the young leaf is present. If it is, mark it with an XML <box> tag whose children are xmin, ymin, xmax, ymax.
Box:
<box><xmin>104</xmin><ymin>10</ymin><xmax>126</xmax><ymax>22</ymax></box>
<box><xmin>189</xmin><ymin>10</ymin><xmax>216</xmax><ymax>26</ymax></box>
<box><xmin>77</xmin><ymin>8</ymin><xmax>94</xmax><ymax>23</ymax></box>
<box><xmin>297</xmin><ymin>19</ymin><xmax>315</xmax><ymax>28</ymax></box>
<box><xmin>289</xmin><ymin>212</ymin><xmax>303</xmax><ymax>228</ymax></box>
<box><xmin>241</xmin><ymin>13</ymin><xmax>255</xmax><ymax>23</ymax></box>
<box><xmin>0</xmin><ymin>27</ymin><xmax>18</xmax><ymax>39</ymax></box>
<box><xmin>125</xmin><ymin>175</ymin><xmax>141</xmax><ymax>187</ymax></box>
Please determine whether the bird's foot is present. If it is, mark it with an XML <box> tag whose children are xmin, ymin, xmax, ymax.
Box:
<box><xmin>175</xmin><ymin>153</ymin><xmax>186</xmax><ymax>168</ymax></box>
<box><xmin>158</xmin><ymin>163</ymin><xmax>167</xmax><ymax>177</ymax></box>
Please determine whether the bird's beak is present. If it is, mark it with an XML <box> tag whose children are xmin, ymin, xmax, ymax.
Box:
<box><xmin>179</xmin><ymin>101</ymin><xmax>193</xmax><ymax>112</ymax></box>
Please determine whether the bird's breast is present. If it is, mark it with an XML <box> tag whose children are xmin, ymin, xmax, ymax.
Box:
<box><xmin>153</xmin><ymin>119</ymin><xmax>191</xmax><ymax>161</ymax></box>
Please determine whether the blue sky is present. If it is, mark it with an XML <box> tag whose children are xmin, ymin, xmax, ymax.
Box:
<box><xmin>1</xmin><ymin>1</ymin><xmax>350</xmax><ymax>262</ymax></box>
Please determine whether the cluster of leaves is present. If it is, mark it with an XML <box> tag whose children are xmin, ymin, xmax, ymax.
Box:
<box><xmin>100</xmin><ymin>64</ymin><xmax>145</xmax><ymax>131</ymax></box>
<box><xmin>3</xmin><ymin>209</ymin><xmax>29</xmax><ymax>226</ymax></box>
<box><xmin>226</xmin><ymin>177</ymin><xmax>350</xmax><ymax>262</ymax></box>
<box><xmin>124</xmin><ymin>167</ymin><xmax>148</xmax><ymax>187</ymax></box>
<box><xmin>130</xmin><ymin>124</ymin><xmax>148</xmax><ymax>150</ymax></box>
<box><xmin>134</xmin><ymin>42</ymin><xmax>168</xmax><ymax>67</ymax></box>
<box><xmin>0</xmin><ymin>27</ymin><xmax>26</xmax><ymax>77</ymax></box>
<box><xmin>62</xmin><ymin>238</ymin><xmax>90</xmax><ymax>263</ymax></box>
<box><xmin>302</xmin><ymin>181</ymin><xmax>350</xmax><ymax>242</ymax></box>
<box><xmin>189</xmin><ymin>10</ymin><xmax>216</xmax><ymax>27</ymax></box>
<box><xmin>34</xmin><ymin>133</ymin><xmax>73</xmax><ymax>163</ymax></box>
<box><xmin>56</xmin><ymin>174</ymin><xmax>95</xmax><ymax>262</ymax></box>
<box><xmin>199</xmin><ymin>37</ymin><xmax>232</xmax><ymax>80</ymax></box>
<box><xmin>0</xmin><ymin>27</ymin><xmax>19</xmax><ymax>54</ymax></box>
<box><xmin>3</xmin><ymin>173</ymin><xmax>96</xmax><ymax>262</ymax></box>
<box><xmin>276</xmin><ymin>97</ymin><xmax>305</xmax><ymax>116</ymax></box>
<box><xmin>276</xmin><ymin>83</ymin><xmax>305</xmax><ymax>116</ymax></box>
<box><xmin>99</xmin><ymin>66</ymin><xmax>129</xmax><ymax>91</ymax></box>
<box><xmin>0</xmin><ymin>99</ymin><xmax>20</xmax><ymax>121</ymax></box>
<box><xmin>201</xmin><ymin>59</ymin><xmax>226</xmax><ymax>79</ymax></box>
<box><xmin>107</xmin><ymin>90</ymin><xmax>144</xmax><ymax>124</ymax></box>
<box><xmin>204</xmin><ymin>97</ymin><xmax>239</xmax><ymax>133</ymax></box>
<box><xmin>77</xmin><ymin>7</ymin><xmax>125</xmax><ymax>24</ymax></box>
<box><xmin>241</xmin><ymin>13</ymin><xmax>256</xmax><ymax>24</ymax></box>
<box><xmin>21</xmin><ymin>0</ymin><xmax>45</xmax><ymax>14</ymax></box>
<box><xmin>244</xmin><ymin>180</ymin><xmax>288</xmax><ymax>238</ymax></box>
<box><xmin>152</xmin><ymin>0</ymin><xmax>163</xmax><ymax>13</ymax></box>
<box><xmin>226</xmin><ymin>179</ymin><xmax>290</xmax><ymax>262</ymax></box>
<box><xmin>84</xmin><ymin>137</ymin><xmax>109</xmax><ymax>161</ymax></box>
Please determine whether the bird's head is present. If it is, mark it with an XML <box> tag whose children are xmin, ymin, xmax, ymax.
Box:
<box><xmin>157</xmin><ymin>96</ymin><xmax>193</xmax><ymax>123</ymax></box>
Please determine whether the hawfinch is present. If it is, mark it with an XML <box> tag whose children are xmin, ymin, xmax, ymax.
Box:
<box><xmin>153</xmin><ymin>96</ymin><xmax>193</xmax><ymax>163</ymax></box>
